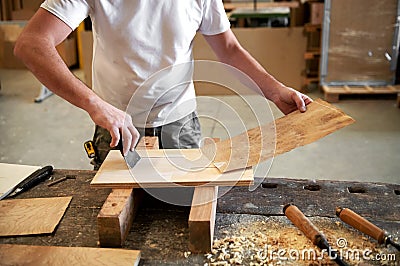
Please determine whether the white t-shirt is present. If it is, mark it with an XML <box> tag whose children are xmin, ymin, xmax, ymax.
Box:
<box><xmin>41</xmin><ymin>0</ymin><xmax>230</xmax><ymax>127</ymax></box>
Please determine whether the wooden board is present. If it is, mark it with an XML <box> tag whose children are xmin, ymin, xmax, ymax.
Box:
<box><xmin>0</xmin><ymin>163</ymin><xmax>40</xmax><ymax>200</ymax></box>
<box><xmin>0</xmin><ymin>244</ymin><xmax>140</xmax><ymax>266</ymax></box>
<box><xmin>202</xmin><ymin>99</ymin><xmax>355</xmax><ymax>172</ymax></box>
<box><xmin>90</xmin><ymin>149</ymin><xmax>253</xmax><ymax>188</ymax></box>
<box><xmin>0</xmin><ymin>197</ymin><xmax>72</xmax><ymax>236</ymax></box>
<box><xmin>322</xmin><ymin>85</ymin><xmax>400</xmax><ymax>103</ymax></box>
<box><xmin>189</xmin><ymin>186</ymin><xmax>218</xmax><ymax>253</ymax></box>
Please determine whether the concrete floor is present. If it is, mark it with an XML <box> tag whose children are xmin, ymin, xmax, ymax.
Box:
<box><xmin>1</xmin><ymin>68</ymin><xmax>399</xmax><ymax>184</ymax></box>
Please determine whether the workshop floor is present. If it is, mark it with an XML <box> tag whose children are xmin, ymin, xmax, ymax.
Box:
<box><xmin>1</xmin><ymin>68</ymin><xmax>399</xmax><ymax>184</ymax></box>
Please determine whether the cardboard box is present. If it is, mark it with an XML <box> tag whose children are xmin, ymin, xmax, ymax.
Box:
<box><xmin>22</xmin><ymin>0</ymin><xmax>43</xmax><ymax>11</ymax></box>
<box><xmin>310</xmin><ymin>2</ymin><xmax>324</xmax><ymax>25</ymax></box>
<box><xmin>56</xmin><ymin>34</ymin><xmax>78</xmax><ymax>68</ymax></box>
<box><xmin>0</xmin><ymin>23</ymin><xmax>26</xmax><ymax>69</ymax></box>
<box><xmin>0</xmin><ymin>23</ymin><xmax>77</xmax><ymax>69</ymax></box>
<box><xmin>11</xmin><ymin>9</ymin><xmax>35</xmax><ymax>20</ymax></box>
<box><xmin>193</xmin><ymin>27</ymin><xmax>307</xmax><ymax>94</ymax></box>
<box><xmin>79</xmin><ymin>30</ymin><xmax>93</xmax><ymax>88</ymax></box>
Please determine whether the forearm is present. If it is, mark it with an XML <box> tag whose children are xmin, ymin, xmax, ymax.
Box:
<box><xmin>14</xmin><ymin>33</ymin><xmax>102</xmax><ymax>115</ymax></box>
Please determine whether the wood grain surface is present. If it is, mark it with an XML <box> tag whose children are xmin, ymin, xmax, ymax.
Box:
<box><xmin>202</xmin><ymin>99</ymin><xmax>355</xmax><ymax>172</ymax></box>
<box><xmin>90</xmin><ymin>149</ymin><xmax>253</xmax><ymax>188</ymax></box>
<box><xmin>0</xmin><ymin>197</ymin><xmax>72</xmax><ymax>236</ymax></box>
<box><xmin>0</xmin><ymin>244</ymin><xmax>140</xmax><ymax>266</ymax></box>
<box><xmin>189</xmin><ymin>186</ymin><xmax>218</xmax><ymax>253</ymax></box>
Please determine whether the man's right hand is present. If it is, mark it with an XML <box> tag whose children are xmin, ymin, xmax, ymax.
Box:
<box><xmin>88</xmin><ymin>100</ymin><xmax>140</xmax><ymax>156</ymax></box>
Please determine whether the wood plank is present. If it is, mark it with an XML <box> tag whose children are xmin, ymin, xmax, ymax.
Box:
<box><xmin>97</xmin><ymin>188</ymin><xmax>143</xmax><ymax>247</ymax></box>
<box><xmin>322</xmin><ymin>85</ymin><xmax>400</xmax><ymax>103</ymax></box>
<box><xmin>0</xmin><ymin>197</ymin><xmax>71</xmax><ymax>236</ymax></box>
<box><xmin>0</xmin><ymin>244</ymin><xmax>140</xmax><ymax>266</ymax></box>
<box><xmin>189</xmin><ymin>186</ymin><xmax>218</xmax><ymax>253</ymax></box>
<box><xmin>97</xmin><ymin>137</ymin><xmax>158</xmax><ymax>247</ymax></box>
<box><xmin>91</xmin><ymin>149</ymin><xmax>253</xmax><ymax>188</ymax></box>
<box><xmin>202</xmin><ymin>99</ymin><xmax>355</xmax><ymax>172</ymax></box>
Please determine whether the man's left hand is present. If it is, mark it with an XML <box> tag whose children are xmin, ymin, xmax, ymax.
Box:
<box><xmin>271</xmin><ymin>86</ymin><xmax>313</xmax><ymax>115</ymax></box>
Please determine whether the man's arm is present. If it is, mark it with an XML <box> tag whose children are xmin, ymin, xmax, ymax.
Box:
<box><xmin>14</xmin><ymin>8</ymin><xmax>138</xmax><ymax>154</ymax></box>
<box><xmin>203</xmin><ymin>29</ymin><xmax>312</xmax><ymax>114</ymax></box>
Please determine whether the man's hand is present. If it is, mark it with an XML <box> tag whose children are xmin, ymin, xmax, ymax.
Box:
<box><xmin>88</xmin><ymin>100</ymin><xmax>140</xmax><ymax>155</ymax></box>
<box><xmin>271</xmin><ymin>85</ymin><xmax>313</xmax><ymax>115</ymax></box>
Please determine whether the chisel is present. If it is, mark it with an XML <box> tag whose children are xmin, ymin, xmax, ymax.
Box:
<box><xmin>283</xmin><ymin>204</ymin><xmax>349</xmax><ymax>266</ymax></box>
<box><xmin>336</xmin><ymin>207</ymin><xmax>400</xmax><ymax>251</ymax></box>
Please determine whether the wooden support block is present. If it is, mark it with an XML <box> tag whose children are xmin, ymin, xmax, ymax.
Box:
<box><xmin>97</xmin><ymin>188</ymin><xmax>143</xmax><ymax>247</ymax></box>
<box><xmin>188</xmin><ymin>186</ymin><xmax>218</xmax><ymax>253</ymax></box>
<box><xmin>97</xmin><ymin>137</ymin><xmax>159</xmax><ymax>247</ymax></box>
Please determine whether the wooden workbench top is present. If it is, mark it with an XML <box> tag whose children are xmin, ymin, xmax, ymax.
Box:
<box><xmin>0</xmin><ymin>169</ymin><xmax>399</xmax><ymax>265</ymax></box>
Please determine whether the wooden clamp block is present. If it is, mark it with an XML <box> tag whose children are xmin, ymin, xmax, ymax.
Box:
<box><xmin>188</xmin><ymin>186</ymin><xmax>218</xmax><ymax>253</ymax></box>
<box><xmin>97</xmin><ymin>188</ymin><xmax>143</xmax><ymax>247</ymax></box>
<box><xmin>97</xmin><ymin>137</ymin><xmax>158</xmax><ymax>247</ymax></box>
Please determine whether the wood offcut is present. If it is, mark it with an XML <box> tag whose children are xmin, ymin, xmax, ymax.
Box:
<box><xmin>0</xmin><ymin>197</ymin><xmax>72</xmax><ymax>236</ymax></box>
<box><xmin>0</xmin><ymin>244</ymin><xmax>141</xmax><ymax>266</ymax></box>
<box><xmin>202</xmin><ymin>99</ymin><xmax>355</xmax><ymax>172</ymax></box>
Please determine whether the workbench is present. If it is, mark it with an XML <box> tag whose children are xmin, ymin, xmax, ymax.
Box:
<box><xmin>0</xmin><ymin>169</ymin><xmax>399</xmax><ymax>265</ymax></box>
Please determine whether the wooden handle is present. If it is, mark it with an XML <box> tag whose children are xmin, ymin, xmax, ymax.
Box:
<box><xmin>336</xmin><ymin>207</ymin><xmax>385</xmax><ymax>244</ymax></box>
<box><xmin>284</xmin><ymin>204</ymin><xmax>323</xmax><ymax>245</ymax></box>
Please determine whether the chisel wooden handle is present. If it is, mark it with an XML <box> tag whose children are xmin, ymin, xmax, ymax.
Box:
<box><xmin>336</xmin><ymin>207</ymin><xmax>385</xmax><ymax>244</ymax></box>
<box><xmin>283</xmin><ymin>204</ymin><xmax>323</xmax><ymax>245</ymax></box>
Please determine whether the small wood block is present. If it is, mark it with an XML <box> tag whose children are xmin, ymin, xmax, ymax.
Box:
<box><xmin>188</xmin><ymin>186</ymin><xmax>218</xmax><ymax>253</ymax></box>
<box><xmin>136</xmin><ymin>136</ymin><xmax>159</xmax><ymax>150</ymax></box>
<box><xmin>0</xmin><ymin>244</ymin><xmax>141</xmax><ymax>266</ymax></box>
<box><xmin>97</xmin><ymin>188</ymin><xmax>143</xmax><ymax>247</ymax></box>
<box><xmin>97</xmin><ymin>137</ymin><xmax>158</xmax><ymax>247</ymax></box>
<box><xmin>324</xmin><ymin>92</ymin><xmax>339</xmax><ymax>103</ymax></box>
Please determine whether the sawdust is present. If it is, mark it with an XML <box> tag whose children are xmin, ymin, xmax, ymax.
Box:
<box><xmin>203</xmin><ymin>218</ymin><xmax>399</xmax><ymax>266</ymax></box>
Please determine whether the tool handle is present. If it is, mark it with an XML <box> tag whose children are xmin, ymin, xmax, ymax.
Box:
<box><xmin>17</xmin><ymin>165</ymin><xmax>53</xmax><ymax>192</ymax></box>
<box><xmin>284</xmin><ymin>204</ymin><xmax>323</xmax><ymax>245</ymax></box>
<box><xmin>336</xmin><ymin>207</ymin><xmax>385</xmax><ymax>244</ymax></box>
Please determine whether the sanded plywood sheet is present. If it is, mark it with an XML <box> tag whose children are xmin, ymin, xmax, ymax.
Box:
<box><xmin>0</xmin><ymin>197</ymin><xmax>72</xmax><ymax>236</ymax></box>
<box><xmin>0</xmin><ymin>163</ymin><xmax>40</xmax><ymax>200</ymax></box>
<box><xmin>90</xmin><ymin>149</ymin><xmax>253</xmax><ymax>189</ymax></box>
<box><xmin>202</xmin><ymin>99</ymin><xmax>355</xmax><ymax>172</ymax></box>
<box><xmin>0</xmin><ymin>244</ymin><xmax>141</xmax><ymax>266</ymax></box>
